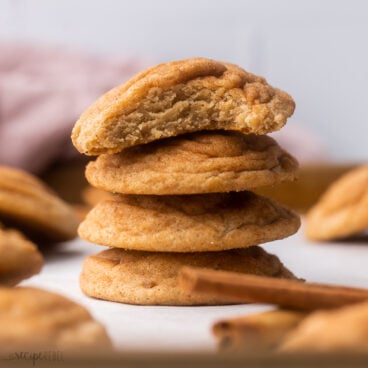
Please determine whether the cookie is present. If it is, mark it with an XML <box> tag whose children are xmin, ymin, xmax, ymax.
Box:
<box><xmin>82</xmin><ymin>186</ymin><xmax>115</xmax><ymax>207</ymax></box>
<box><xmin>72</xmin><ymin>57</ymin><xmax>295</xmax><ymax>155</ymax></box>
<box><xmin>306</xmin><ymin>165</ymin><xmax>368</xmax><ymax>241</ymax></box>
<box><xmin>86</xmin><ymin>131</ymin><xmax>298</xmax><ymax>195</ymax></box>
<box><xmin>0</xmin><ymin>287</ymin><xmax>112</xmax><ymax>352</ymax></box>
<box><xmin>78</xmin><ymin>192</ymin><xmax>300</xmax><ymax>252</ymax></box>
<box><xmin>0</xmin><ymin>166</ymin><xmax>79</xmax><ymax>241</ymax></box>
<box><xmin>0</xmin><ymin>226</ymin><xmax>43</xmax><ymax>286</ymax></box>
<box><xmin>80</xmin><ymin>246</ymin><xmax>297</xmax><ymax>305</ymax></box>
<box><xmin>279</xmin><ymin>301</ymin><xmax>368</xmax><ymax>353</ymax></box>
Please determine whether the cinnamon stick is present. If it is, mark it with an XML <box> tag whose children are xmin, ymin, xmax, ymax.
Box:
<box><xmin>213</xmin><ymin>309</ymin><xmax>306</xmax><ymax>353</ymax></box>
<box><xmin>179</xmin><ymin>267</ymin><xmax>368</xmax><ymax>310</ymax></box>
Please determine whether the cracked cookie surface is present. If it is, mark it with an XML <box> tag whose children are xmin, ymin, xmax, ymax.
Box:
<box><xmin>78</xmin><ymin>192</ymin><xmax>300</xmax><ymax>252</ymax></box>
<box><xmin>306</xmin><ymin>165</ymin><xmax>368</xmax><ymax>241</ymax></box>
<box><xmin>80</xmin><ymin>246</ymin><xmax>297</xmax><ymax>305</ymax></box>
<box><xmin>0</xmin><ymin>226</ymin><xmax>43</xmax><ymax>286</ymax></box>
<box><xmin>72</xmin><ymin>58</ymin><xmax>295</xmax><ymax>155</ymax></box>
<box><xmin>86</xmin><ymin>131</ymin><xmax>298</xmax><ymax>195</ymax></box>
<box><xmin>0</xmin><ymin>166</ymin><xmax>79</xmax><ymax>241</ymax></box>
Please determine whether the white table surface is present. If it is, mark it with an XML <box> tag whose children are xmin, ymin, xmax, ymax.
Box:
<box><xmin>21</xmin><ymin>222</ymin><xmax>368</xmax><ymax>352</ymax></box>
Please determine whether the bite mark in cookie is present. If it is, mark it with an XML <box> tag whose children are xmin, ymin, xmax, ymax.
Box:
<box><xmin>72</xmin><ymin>58</ymin><xmax>295</xmax><ymax>155</ymax></box>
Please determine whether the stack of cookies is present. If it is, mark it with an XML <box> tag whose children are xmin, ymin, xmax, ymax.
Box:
<box><xmin>72</xmin><ymin>58</ymin><xmax>301</xmax><ymax>305</ymax></box>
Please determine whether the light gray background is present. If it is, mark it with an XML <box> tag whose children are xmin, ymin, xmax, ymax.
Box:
<box><xmin>1</xmin><ymin>0</ymin><xmax>367</xmax><ymax>162</ymax></box>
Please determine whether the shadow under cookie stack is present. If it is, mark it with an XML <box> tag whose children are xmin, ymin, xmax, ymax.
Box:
<box><xmin>72</xmin><ymin>58</ymin><xmax>301</xmax><ymax>305</ymax></box>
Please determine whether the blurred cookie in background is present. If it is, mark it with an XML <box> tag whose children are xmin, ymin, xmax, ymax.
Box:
<box><xmin>71</xmin><ymin>186</ymin><xmax>115</xmax><ymax>222</ymax></box>
<box><xmin>255</xmin><ymin>164</ymin><xmax>356</xmax><ymax>214</ymax></box>
<box><xmin>279</xmin><ymin>301</ymin><xmax>368</xmax><ymax>353</ymax></box>
<box><xmin>0</xmin><ymin>287</ymin><xmax>112</xmax><ymax>353</ymax></box>
<box><xmin>213</xmin><ymin>309</ymin><xmax>306</xmax><ymax>353</ymax></box>
<box><xmin>72</xmin><ymin>204</ymin><xmax>92</xmax><ymax>223</ymax></box>
<box><xmin>0</xmin><ymin>225</ymin><xmax>43</xmax><ymax>286</ymax></box>
<box><xmin>82</xmin><ymin>186</ymin><xmax>115</xmax><ymax>207</ymax></box>
<box><xmin>0</xmin><ymin>165</ymin><xmax>78</xmax><ymax>242</ymax></box>
<box><xmin>306</xmin><ymin>165</ymin><xmax>368</xmax><ymax>241</ymax></box>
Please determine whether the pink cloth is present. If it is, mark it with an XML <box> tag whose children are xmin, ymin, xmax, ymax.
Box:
<box><xmin>0</xmin><ymin>42</ymin><xmax>147</xmax><ymax>172</ymax></box>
